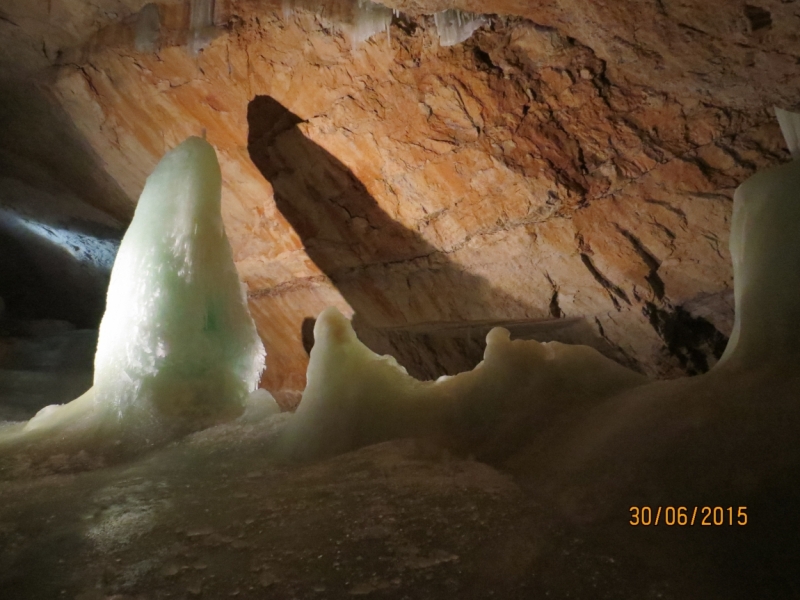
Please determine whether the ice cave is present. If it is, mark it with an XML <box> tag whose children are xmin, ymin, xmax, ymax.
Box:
<box><xmin>0</xmin><ymin>1</ymin><xmax>799</xmax><ymax>598</ymax></box>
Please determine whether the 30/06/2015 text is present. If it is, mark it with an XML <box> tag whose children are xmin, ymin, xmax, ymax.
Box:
<box><xmin>629</xmin><ymin>506</ymin><xmax>747</xmax><ymax>526</ymax></box>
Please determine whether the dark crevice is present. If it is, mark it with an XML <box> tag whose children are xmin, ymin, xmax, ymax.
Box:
<box><xmin>579</xmin><ymin>253</ymin><xmax>631</xmax><ymax>307</ymax></box>
<box><xmin>615</xmin><ymin>226</ymin><xmax>665</xmax><ymax>300</ymax></box>
<box><xmin>301</xmin><ymin>317</ymin><xmax>316</xmax><ymax>355</ymax></box>
<box><xmin>593</xmin><ymin>316</ymin><xmax>643</xmax><ymax>374</ymax></box>
<box><xmin>643</xmin><ymin>303</ymin><xmax>729</xmax><ymax>374</ymax></box>
<box><xmin>472</xmin><ymin>47</ymin><xmax>498</xmax><ymax>73</ymax></box>
<box><xmin>744</xmin><ymin>5</ymin><xmax>772</xmax><ymax>31</ymax></box>
<box><xmin>544</xmin><ymin>273</ymin><xmax>563</xmax><ymax>318</ymax></box>
<box><xmin>645</xmin><ymin>198</ymin><xmax>688</xmax><ymax>224</ymax></box>
<box><xmin>0</xmin><ymin>13</ymin><xmax>19</xmax><ymax>27</ymax></box>
<box><xmin>549</xmin><ymin>291</ymin><xmax>563</xmax><ymax>319</ymax></box>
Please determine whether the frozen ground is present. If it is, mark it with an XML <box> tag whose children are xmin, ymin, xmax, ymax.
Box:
<box><xmin>0</xmin><ymin>390</ymin><xmax>797</xmax><ymax>600</ymax></box>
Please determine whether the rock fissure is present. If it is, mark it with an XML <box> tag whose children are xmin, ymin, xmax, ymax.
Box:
<box><xmin>579</xmin><ymin>252</ymin><xmax>631</xmax><ymax>308</ymax></box>
<box><xmin>615</xmin><ymin>225</ymin><xmax>665</xmax><ymax>301</ymax></box>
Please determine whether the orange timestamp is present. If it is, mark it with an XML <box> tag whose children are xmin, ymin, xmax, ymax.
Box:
<box><xmin>629</xmin><ymin>506</ymin><xmax>748</xmax><ymax>526</ymax></box>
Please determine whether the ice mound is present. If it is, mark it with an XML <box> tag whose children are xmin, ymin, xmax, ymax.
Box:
<box><xmin>716</xmin><ymin>108</ymin><xmax>800</xmax><ymax>368</ymax></box>
<box><xmin>278</xmin><ymin>109</ymin><xmax>800</xmax><ymax>531</ymax></box>
<box><xmin>0</xmin><ymin>137</ymin><xmax>265</xmax><ymax>467</ymax></box>
<box><xmin>281</xmin><ymin>307</ymin><xmax>646</xmax><ymax>459</ymax></box>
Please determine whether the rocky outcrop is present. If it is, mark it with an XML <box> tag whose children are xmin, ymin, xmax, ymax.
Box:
<box><xmin>1</xmin><ymin>0</ymin><xmax>797</xmax><ymax>404</ymax></box>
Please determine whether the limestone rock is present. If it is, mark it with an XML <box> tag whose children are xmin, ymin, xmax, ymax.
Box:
<box><xmin>2</xmin><ymin>0</ymin><xmax>798</xmax><ymax>404</ymax></box>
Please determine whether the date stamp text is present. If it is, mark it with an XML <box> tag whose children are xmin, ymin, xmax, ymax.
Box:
<box><xmin>629</xmin><ymin>506</ymin><xmax>747</xmax><ymax>526</ymax></box>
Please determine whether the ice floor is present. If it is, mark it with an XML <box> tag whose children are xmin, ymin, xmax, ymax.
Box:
<box><xmin>1</xmin><ymin>368</ymin><xmax>798</xmax><ymax>600</ymax></box>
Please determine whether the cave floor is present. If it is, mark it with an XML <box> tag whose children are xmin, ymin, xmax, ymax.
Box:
<box><xmin>1</xmin><ymin>409</ymin><xmax>792</xmax><ymax>600</ymax></box>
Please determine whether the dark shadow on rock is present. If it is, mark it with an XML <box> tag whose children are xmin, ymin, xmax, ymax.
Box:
<box><xmin>247</xmin><ymin>96</ymin><xmax>540</xmax><ymax>379</ymax></box>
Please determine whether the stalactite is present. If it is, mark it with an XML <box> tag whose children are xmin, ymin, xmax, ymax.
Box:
<box><xmin>189</xmin><ymin>0</ymin><xmax>215</xmax><ymax>54</ymax></box>
<box><xmin>349</xmin><ymin>0</ymin><xmax>393</xmax><ymax>46</ymax></box>
<box><xmin>280</xmin><ymin>2</ymin><xmax>488</xmax><ymax>49</ymax></box>
<box><xmin>433</xmin><ymin>9</ymin><xmax>487</xmax><ymax>47</ymax></box>
<box><xmin>281</xmin><ymin>0</ymin><xmax>393</xmax><ymax>48</ymax></box>
<box><xmin>134</xmin><ymin>3</ymin><xmax>161</xmax><ymax>53</ymax></box>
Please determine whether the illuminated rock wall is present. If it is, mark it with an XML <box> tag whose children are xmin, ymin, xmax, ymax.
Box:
<box><xmin>1</xmin><ymin>0</ymin><xmax>799</xmax><ymax>404</ymax></box>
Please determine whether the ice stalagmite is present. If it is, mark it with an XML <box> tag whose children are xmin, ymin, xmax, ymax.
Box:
<box><xmin>717</xmin><ymin>108</ymin><xmax>800</xmax><ymax>368</ymax></box>
<box><xmin>6</xmin><ymin>137</ymin><xmax>265</xmax><ymax>454</ymax></box>
<box><xmin>90</xmin><ymin>136</ymin><xmax>264</xmax><ymax>426</ymax></box>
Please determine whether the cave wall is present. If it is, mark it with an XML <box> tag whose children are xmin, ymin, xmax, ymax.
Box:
<box><xmin>0</xmin><ymin>79</ymin><xmax>129</xmax><ymax>326</ymax></box>
<box><xmin>1</xmin><ymin>0</ymin><xmax>797</xmax><ymax>405</ymax></box>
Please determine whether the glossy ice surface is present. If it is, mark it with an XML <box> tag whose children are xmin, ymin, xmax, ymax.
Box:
<box><xmin>1</xmin><ymin>137</ymin><xmax>265</xmax><ymax>458</ymax></box>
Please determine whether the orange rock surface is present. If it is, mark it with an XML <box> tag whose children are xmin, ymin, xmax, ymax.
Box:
<box><xmin>2</xmin><ymin>0</ymin><xmax>797</xmax><ymax>405</ymax></box>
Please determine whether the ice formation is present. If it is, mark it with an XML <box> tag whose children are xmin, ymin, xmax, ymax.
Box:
<box><xmin>281</xmin><ymin>307</ymin><xmax>646</xmax><ymax>459</ymax></box>
<box><xmin>434</xmin><ymin>9</ymin><xmax>487</xmax><ymax>47</ymax></box>
<box><xmin>775</xmin><ymin>107</ymin><xmax>800</xmax><ymax>159</ymax></box>
<box><xmin>87</xmin><ymin>136</ymin><xmax>264</xmax><ymax>427</ymax></box>
<box><xmin>134</xmin><ymin>3</ymin><xmax>161</xmax><ymax>53</ymax></box>
<box><xmin>1</xmin><ymin>137</ymin><xmax>265</xmax><ymax>458</ymax></box>
<box><xmin>282</xmin><ymin>0</ymin><xmax>394</xmax><ymax>47</ymax></box>
<box><xmin>1</xmin><ymin>105</ymin><xmax>797</xmax><ymax>494</ymax></box>
<box><xmin>280</xmin><ymin>1</ymin><xmax>487</xmax><ymax>48</ymax></box>
<box><xmin>189</xmin><ymin>0</ymin><xmax>216</xmax><ymax>54</ymax></box>
<box><xmin>716</xmin><ymin>108</ymin><xmax>800</xmax><ymax>368</ymax></box>
<box><xmin>348</xmin><ymin>0</ymin><xmax>394</xmax><ymax>46</ymax></box>
<box><xmin>0</xmin><ymin>120</ymin><xmax>799</xmax><ymax>600</ymax></box>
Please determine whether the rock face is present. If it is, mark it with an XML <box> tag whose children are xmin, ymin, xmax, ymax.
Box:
<box><xmin>0</xmin><ymin>178</ymin><xmax>123</xmax><ymax>326</ymax></box>
<box><xmin>2</xmin><ymin>0</ymin><xmax>798</xmax><ymax>405</ymax></box>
